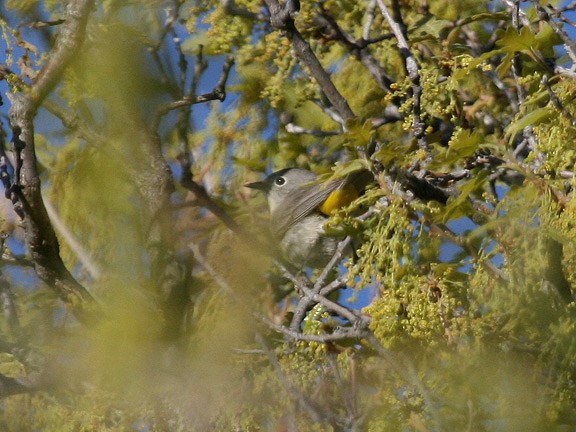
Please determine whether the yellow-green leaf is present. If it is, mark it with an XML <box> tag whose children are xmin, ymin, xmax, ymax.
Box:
<box><xmin>506</xmin><ymin>106</ymin><xmax>554</xmax><ymax>140</ymax></box>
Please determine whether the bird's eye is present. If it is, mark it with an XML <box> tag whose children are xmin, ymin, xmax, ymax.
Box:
<box><xmin>274</xmin><ymin>176</ymin><xmax>286</xmax><ymax>186</ymax></box>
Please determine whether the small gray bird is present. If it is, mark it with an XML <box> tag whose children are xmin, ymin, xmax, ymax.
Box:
<box><xmin>246</xmin><ymin>168</ymin><xmax>371</xmax><ymax>268</ymax></box>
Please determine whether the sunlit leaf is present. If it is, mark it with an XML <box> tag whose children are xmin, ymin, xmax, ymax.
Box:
<box><xmin>506</xmin><ymin>106</ymin><xmax>554</xmax><ymax>140</ymax></box>
<box><xmin>442</xmin><ymin>171</ymin><xmax>489</xmax><ymax>222</ymax></box>
<box><xmin>445</xmin><ymin>129</ymin><xmax>484</xmax><ymax>164</ymax></box>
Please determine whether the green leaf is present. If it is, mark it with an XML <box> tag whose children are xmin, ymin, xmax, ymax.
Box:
<box><xmin>505</xmin><ymin>106</ymin><xmax>554</xmax><ymax>140</ymax></box>
<box><xmin>232</xmin><ymin>157</ymin><xmax>268</xmax><ymax>171</ymax></box>
<box><xmin>542</xmin><ymin>226</ymin><xmax>576</xmax><ymax>247</ymax></box>
<box><xmin>372</xmin><ymin>141</ymin><xmax>406</xmax><ymax>166</ymax></box>
<box><xmin>443</xmin><ymin>129</ymin><xmax>484</xmax><ymax>165</ymax></box>
<box><xmin>495</xmin><ymin>53</ymin><xmax>514</xmax><ymax>77</ymax></box>
<box><xmin>493</xmin><ymin>25</ymin><xmax>562</xmax><ymax>74</ymax></box>
<box><xmin>534</xmin><ymin>23</ymin><xmax>563</xmax><ymax>54</ymax></box>
<box><xmin>441</xmin><ymin>198</ymin><xmax>474</xmax><ymax>223</ymax></box>
<box><xmin>414</xmin><ymin>17</ymin><xmax>452</xmax><ymax>39</ymax></box>
<box><xmin>344</xmin><ymin>120</ymin><xmax>374</xmax><ymax>149</ymax></box>
<box><xmin>441</xmin><ymin>171</ymin><xmax>489</xmax><ymax>222</ymax></box>
<box><xmin>323</xmin><ymin>221</ymin><xmax>363</xmax><ymax>237</ymax></box>
<box><xmin>496</xmin><ymin>26</ymin><xmax>536</xmax><ymax>53</ymax></box>
<box><xmin>450</xmin><ymin>129</ymin><xmax>483</xmax><ymax>154</ymax></box>
<box><xmin>330</xmin><ymin>159</ymin><xmax>368</xmax><ymax>178</ymax></box>
<box><xmin>180</xmin><ymin>32</ymin><xmax>216</xmax><ymax>55</ymax></box>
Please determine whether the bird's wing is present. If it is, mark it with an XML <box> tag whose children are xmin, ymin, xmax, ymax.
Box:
<box><xmin>271</xmin><ymin>178</ymin><xmax>345</xmax><ymax>238</ymax></box>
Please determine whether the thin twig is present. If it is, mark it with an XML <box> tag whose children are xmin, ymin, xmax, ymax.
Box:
<box><xmin>0</xmin><ymin>276</ymin><xmax>20</xmax><ymax>335</ymax></box>
<box><xmin>534</xmin><ymin>2</ymin><xmax>576</xmax><ymax>64</ymax></box>
<box><xmin>375</xmin><ymin>0</ymin><xmax>429</xmax><ymax>159</ymax></box>
<box><xmin>542</xmin><ymin>74</ymin><xmax>576</xmax><ymax>126</ymax></box>
<box><xmin>44</xmin><ymin>199</ymin><xmax>101</xmax><ymax>280</ymax></box>
<box><xmin>313</xmin><ymin>8</ymin><xmax>394</xmax><ymax>93</ymax></box>
<box><xmin>264</xmin><ymin>0</ymin><xmax>356</xmax><ymax>123</ymax></box>
<box><xmin>362</xmin><ymin>0</ymin><xmax>377</xmax><ymax>40</ymax></box>
<box><xmin>152</xmin><ymin>55</ymin><xmax>234</xmax><ymax>130</ymax></box>
<box><xmin>266</xmin><ymin>318</ymin><xmax>370</xmax><ymax>342</ymax></box>
<box><xmin>283</xmin><ymin>267</ymin><xmax>367</xmax><ymax>325</ymax></box>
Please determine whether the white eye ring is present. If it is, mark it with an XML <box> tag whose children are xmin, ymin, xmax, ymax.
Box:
<box><xmin>274</xmin><ymin>176</ymin><xmax>286</xmax><ymax>186</ymax></box>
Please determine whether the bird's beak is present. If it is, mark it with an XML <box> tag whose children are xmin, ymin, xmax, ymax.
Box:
<box><xmin>245</xmin><ymin>180</ymin><xmax>268</xmax><ymax>191</ymax></box>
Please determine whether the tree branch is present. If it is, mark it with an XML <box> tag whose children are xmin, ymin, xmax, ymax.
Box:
<box><xmin>264</xmin><ymin>0</ymin><xmax>356</xmax><ymax>123</ymax></box>
<box><xmin>28</xmin><ymin>0</ymin><xmax>94</xmax><ymax>108</ymax></box>
<box><xmin>7</xmin><ymin>0</ymin><xmax>97</xmax><ymax>320</ymax></box>
<box><xmin>152</xmin><ymin>55</ymin><xmax>234</xmax><ymax>131</ymax></box>
<box><xmin>0</xmin><ymin>373</ymin><xmax>41</xmax><ymax>398</ymax></box>
<box><xmin>375</xmin><ymin>0</ymin><xmax>429</xmax><ymax>157</ymax></box>
<box><xmin>0</xmin><ymin>276</ymin><xmax>20</xmax><ymax>336</ymax></box>
<box><xmin>314</xmin><ymin>8</ymin><xmax>395</xmax><ymax>94</ymax></box>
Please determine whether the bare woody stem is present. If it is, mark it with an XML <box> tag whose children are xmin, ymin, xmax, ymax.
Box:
<box><xmin>264</xmin><ymin>0</ymin><xmax>356</xmax><ymax>123</ymax></box>
<box><xmin>376</xmin><ymin>0</ymin><xmax>429</xmax><ymax>155</ymax></box>
<box><xmin>152</xmin><ymin>55</ymin><xmax>235</xmax><ymax>131</ymax></box>
<box><xmin>8</xmin><ymin>0</ymin><xmax>97</xmax><ymax>318</ymax></box>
